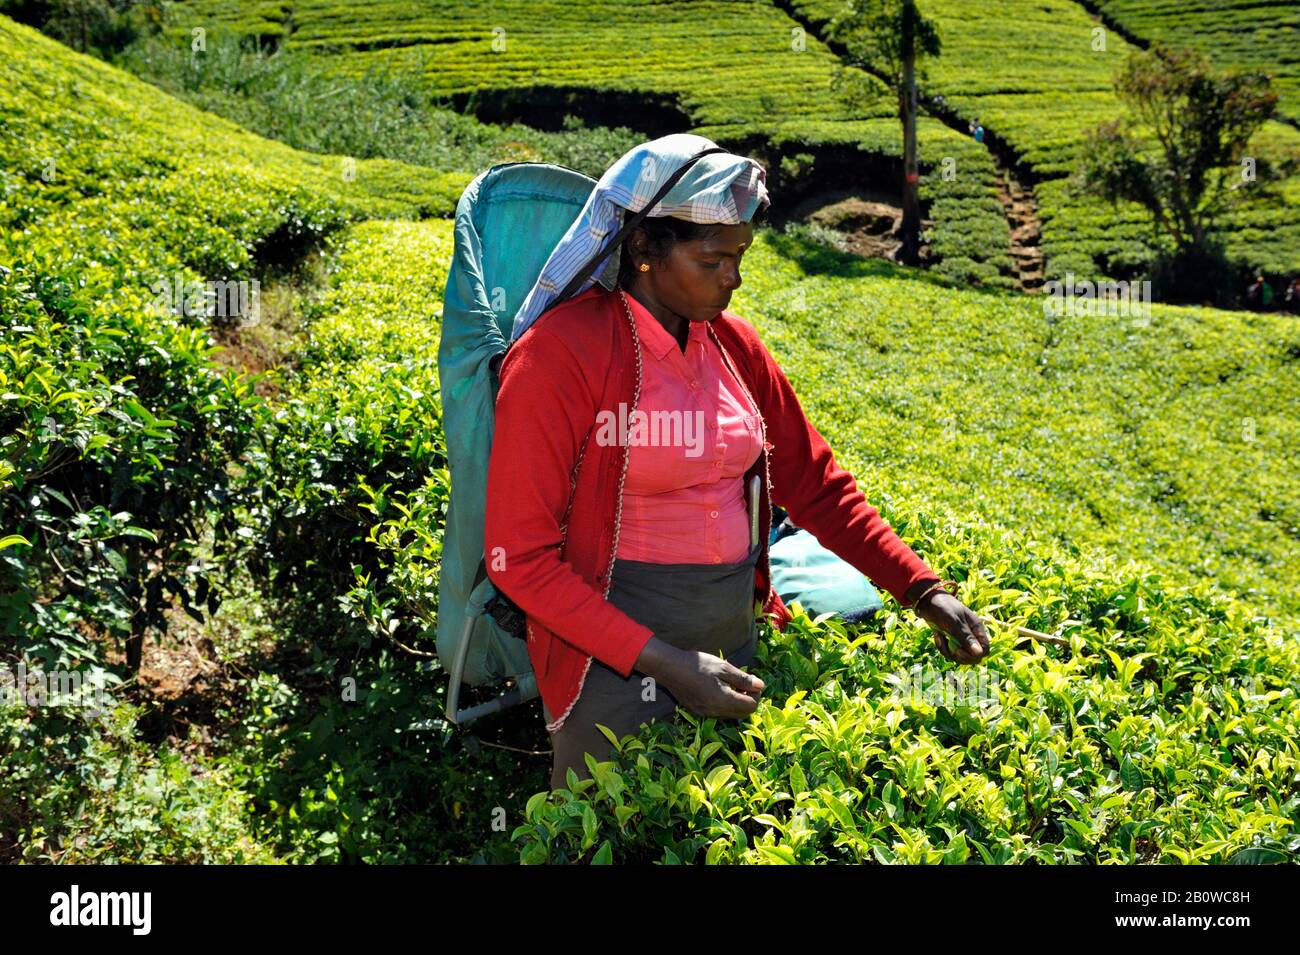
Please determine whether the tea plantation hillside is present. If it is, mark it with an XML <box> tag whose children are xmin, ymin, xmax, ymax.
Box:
<box><xmin>2</xmin><ymin>11</ymin><xmax>1298</xmax><ymax>864</ymax></box>
<box><xmin>791</xmin><ymin>0</ymin><xmax>1300</xmax><ymax>282</ymax></box>
<box><xmin>739</xmin><ymin>238</ymin><xmax>1300</xmax><ymax>633</ymax></box>
<box><xmin>0</xmin><ymin>15</ymin><xmax>467</xmax><ymax>274</ymax></box>
<box><xmin>164</xmin><ymin>0</ymin><xmax>1300</xmax><ymax>287</ymax></box>
<box><xmin>0</xmin><ymin>14</ymin><xmax>466</xmax><ymax>861</ymax></box>
<box><xmin>1093</xmin><ymin>0</ymin><xmax>1299</xmax><ymax>124</ymax></box>
<box><xmin>163</xmin><ymin>0</ymin><xmax>1016</xmax><ymax>288</ymax></box>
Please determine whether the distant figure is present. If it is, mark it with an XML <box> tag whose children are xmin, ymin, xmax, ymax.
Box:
<box><xmin>933</xmin><ymin>93</ymin><xmax>946</xmax><ymax>108</ymax></box>
<box><xmin>1285</xmin><ymin>276</ymin><xmax>1300</xmax><ymax>314</ymax></box>
<box><xmin>974</xmin><ymin>122</ymin><xmax>985</xmax><ymax>143</ymax></box>
<box><xmin>1246</xmin><ymin>273</ymin><xmax>1273</xmax><ymax>310</ymax></box>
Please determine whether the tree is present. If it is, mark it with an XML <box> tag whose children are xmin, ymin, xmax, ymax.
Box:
<box><xmin>0</xmin><ymin>0</ymin><xmax>144</xmax><ymax>56</ymax></box>
<box><xmin>826</xmin><ymin>0</ymin><xmax>941</xmax><ymax>265</ymax></box>
<box><xmin>1080</xmin><ymin>44</ymin><xmax>1287</xmax><ymax>301</ymax></box>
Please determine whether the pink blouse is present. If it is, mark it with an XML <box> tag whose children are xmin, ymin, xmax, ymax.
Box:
<box><xmin>613</xmin><ymin>290</ymin><xmax>766</xmax><ymax>564</ymax></box>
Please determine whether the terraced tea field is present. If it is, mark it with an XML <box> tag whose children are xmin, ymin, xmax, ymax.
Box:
<box><xmin>166</xmin><ymin>0</ymin><xmax>1300</xmax><ymax>289</ymax></box>
<box><xmin>165</xmin><ymin>0</ymin><xmax>1015</xmax><ymax>286</ymax></box>
<box><xmin>793</xmin><ymin>0</ymin><xmax>1300</xmax><ymax>284</ymax></box>
<box><xmin>1094</xmin><ymin>0</ymin><xmax>1300</xmax><ymax>124</ymax></box>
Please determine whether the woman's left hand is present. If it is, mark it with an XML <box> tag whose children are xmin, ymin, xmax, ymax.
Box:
<box><xmin>915</xmin><ymin>592</ymin><xmax>990</xmax><ymax>664</ymax></box>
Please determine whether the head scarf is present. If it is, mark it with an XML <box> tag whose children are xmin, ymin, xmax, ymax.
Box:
<box><xmin>510</xmin><ymin>132</ymin><xmax>770</xmax><ymax>341</ymax></box>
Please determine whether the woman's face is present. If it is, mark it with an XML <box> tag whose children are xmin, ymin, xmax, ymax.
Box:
<box><xmin>644</xmin><ymin>221</ymin><xmax>754</xmax><ymax>322</ymax></box>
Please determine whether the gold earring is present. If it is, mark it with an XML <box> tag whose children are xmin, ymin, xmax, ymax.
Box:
<box><xmin>638</xmin><ymin>263</ymin><xmax>650</xmax><ymax>272</ymax></box>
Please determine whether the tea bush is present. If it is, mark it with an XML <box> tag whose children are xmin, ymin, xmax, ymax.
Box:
<box><xmin>238</xmin><ymin>219</ymin><xmax>452</xmax><ymax>646</ymax></box>
<box><xmin>228</xmin><ymin>219</ymin><xmax>548</xmax><ymax>863</ymax></box>
<box><xmin>0</xmin><ymin>256</ymin><xmax>265</xmax><ymax>678</ymax></box>
<box><xmin>0</xmin><ymin>14</ymin><xmax>475</xmax><ymax>862</ymax></box>
<box><xmin>514</xmin><ymin>542</ymin><xmax>1300</xmax><ymax>864</ymax></box>
<box><xmin>0</xmin><ymin>12</ymin><xmax>464</xmax><ymax>671</ymax></box>
<box><xmin>0</xmin><ymin>689</ymin><xmax>281</xmax><ymax>863</ymax></box>
<box><xmin>739</xmin><ymin>234</ymin><xmax>1300</xmax><ymax>628</ymax></box>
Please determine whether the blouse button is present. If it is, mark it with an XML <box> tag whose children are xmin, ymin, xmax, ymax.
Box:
<box><xmin>709</xmin><ymin>510</ymin><xmax>719</xmax><ymax>518</ymax></box>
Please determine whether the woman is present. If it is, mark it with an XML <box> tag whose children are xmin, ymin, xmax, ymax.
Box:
<box><xmin>484</xmin><ymin>134</ymin><xmax>989</xmax><ymax>791</ymax></box>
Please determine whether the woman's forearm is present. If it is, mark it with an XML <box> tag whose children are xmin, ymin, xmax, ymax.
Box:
<box><xmin>634</xmin><ymin>635</ymin><xmax>682</xmax><ymax>682</ymax></box>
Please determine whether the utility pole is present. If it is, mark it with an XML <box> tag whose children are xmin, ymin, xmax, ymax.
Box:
<box><xmin>898</xmin><ymin>0</ymin><xmax>921</xmax><ymax>265</ymax></box>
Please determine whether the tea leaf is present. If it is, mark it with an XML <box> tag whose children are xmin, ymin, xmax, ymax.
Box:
<box><xmin>822</xmin><ymin>791</ymin><xmax>859</xmax><ymax>833</ymax></box>
<box><xmin>942</xmin><ymin>832</ymin><xmax>970</xmax><ymax>865</ymax></box>
<box><xmin>789</xmin><ymin>762</ymin><xmax>808</xmax><ymax>796</ymax></box>
<box><xmin>594</xmin><ymin>722</ymin><xmax>622</xmax><ymax>752</ymax></box>
<box><xmin>1227</xmin><ymin>846</ymin><xmax>1288</xmax><ymax>864</ymax></box>
<box><xmin>757</xmin><ymin>844</ymin><xmax>797</xmax><ymax>864</ymax></box>
<box><xmin>1120</xmin><ymin>756</ymin><xmax>1145</xmax><ymax>793</ymax></box>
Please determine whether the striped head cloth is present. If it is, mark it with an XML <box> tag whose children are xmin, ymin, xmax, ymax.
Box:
<box><xmin>510</xmin><ymin>132</ymin><xmax>770</xmax><ymax>341</ymax></box>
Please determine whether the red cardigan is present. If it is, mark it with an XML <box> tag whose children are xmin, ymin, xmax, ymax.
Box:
<box><xmin>484</xmin><ymin>285</ymin><xmax>940</xmax><ymax>731</ymax></box>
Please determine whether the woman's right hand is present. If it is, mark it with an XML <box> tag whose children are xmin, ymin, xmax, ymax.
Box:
<box><xmin>636</xmin><ymin>637</ymin><xmax>764</xmax><ymax>719</ymax></box>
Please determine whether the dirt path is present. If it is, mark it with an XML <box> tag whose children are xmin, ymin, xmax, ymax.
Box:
<box><xmin>771</xmin><ymin>0</ymin><xmax>1047</xmax><ymax>292</ymax></box>
<box><xmin>922</xmin><ymin>97</ymin><xmax>1047</xmax><ymax>292</ymax></box>
<box><xmin>996</xmin><ymin>162</ymin><xmax>1045</xmax><ymax>292</ymax></box>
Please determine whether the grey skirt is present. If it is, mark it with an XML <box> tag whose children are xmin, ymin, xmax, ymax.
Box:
<box><xmin>543</xmin><ymin>540</ymin><xmax>761</xmax><ymax>791</ymax></box>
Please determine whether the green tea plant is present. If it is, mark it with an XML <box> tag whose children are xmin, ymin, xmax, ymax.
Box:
<box><xmin>239</xmin><ymin>219</ymin><xmax>451</xmax><ymax>647</ymax></box>
<box><xmin>229</xmin><ymin>219</ymin><xmax>548</xmax><ymax>863</ymax></box>
<box><xmin>0</xmin><ymin>692</ymin><xmax>281</xmax><ymax>863</ymax></box>
<box><xmin>0</xmin><ymin>14</ymin><xmax>486</xmax><ymax>862</ymax></box>
<box><xmin>0</xmin><ymin>257</ymin><xmax>265</xmax><ymax>675</ymax></box>
<box><xmin>514</xmin><ymin>554</ymin><xmax>1299</xmax><ymax>864</ymax></box>
<box><xmin>0</xmin><ymin>13</ymin><xmax>461</xmax><ymax>672</ymax></box>
<box><xmin>736</xmin><ymin>234</ymin><xmax>1300</xmax><ymax>629</ymax></box>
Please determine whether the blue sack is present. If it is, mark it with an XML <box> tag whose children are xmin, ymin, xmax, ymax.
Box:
<box><xmin>768</xmin><ymin>508</ymin><xmax>883</xmax><ymax>623</ymax></box>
